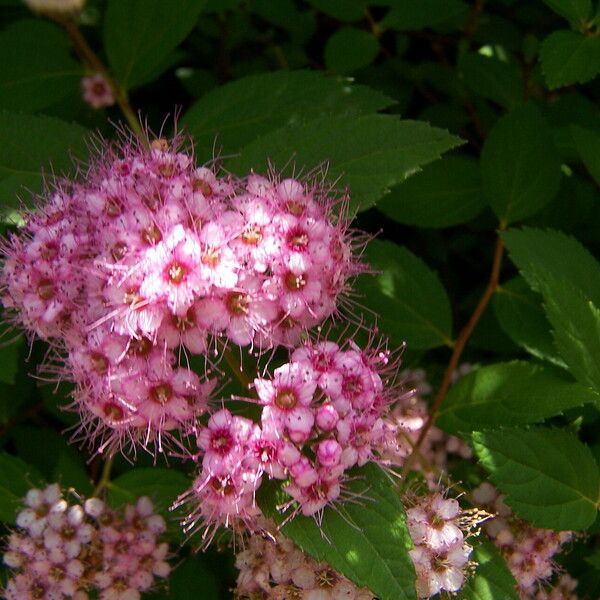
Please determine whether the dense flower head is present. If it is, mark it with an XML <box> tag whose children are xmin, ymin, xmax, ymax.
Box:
<box><xmin>405</xmin><ymin>491</ymin><xmax>487</xmax><ymax>598</ymax></box>
<box><xmin>471</xmin><ymin>483</ymin><xmax>574</xmax><ymax>599</ymax></box>
<box><xmin>173</xmin><ymin>334</ymin><xmax>414</xmax><ymax>544</ymax></box>
<box><xmin>3</xmin><ymin>484</ymin><xmax>170</xmax><ymax>600</ymax></box>
<box><xmin>81</xmin><ymin>74</ymin><xmax>115</xmax><ymax>110</ymax></box>
<box><xmin>251</xmin><ymin>335</ymin><xmax>412</xmax><ymax>518</ymax></box>
<box><xmin>234</xmin><ymin>518</ymin><xmax>374</xmax><ymax>599</ymax></box>
<box><xmin>0</xmin><ymin>132</ymin><xmax>364</xmax><ymax>457</ymax></box>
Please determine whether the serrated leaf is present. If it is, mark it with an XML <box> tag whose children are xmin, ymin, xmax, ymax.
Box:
<box><xmin>104</xmin><ymin>0</ymin><xmax>205</xmax><ymax>90</ymax></box>
<box><xmin>481</xmin><ymin>104</ymin><xmax>561</xmax><ymax>224</ymax></box>
<box><xmin>540</xmin><ymin>30</ymin><xmax>600</xmax><ymax>90</ymax></box>
<box><xmin>0</xmin><ymin>452</ymin><xmax>44</xmax><ymax>523</ymax></box>
<box><xmin>493</xmin><ymin>277</ymin><xmax>563</xmax><ymax>365</ymax></box>
<box><xmin>324</xmin><ymin>27</ymin><xmax>379</xmax><ymax>73</ymax></box>
<box><xmin>472</xmin><ymin>426</ymin><xmax>600</xmax><ymax>530</ymax></box>
<box><xmin>378</xmin><ymin>156</ymin><xmax>486</xmax><ymax>228</ymax></box>
<box><xmin>437</xmin><ymin>361</ymin><xmax>599</xmax><ymax>434</ymax></box>
<box><xmin>357</xmin><ymin>240</ymin><xmax>453</xmax><ymax>349</ymax></box>
<box><xmin>0</xmin><ymin>19</ymin><xmax>81</xmax><ymax>113</ymax></box>
<box><xmin>538</xmin><ymin>274</ymin><xmax>600</xmax><ymax>393</ymax></box>
<box><xmin>457</xmin><ymin>538</ymin><xmax>519</xmax><ymax>600</ymax></box>
<box><xmin>572</xmin><ymin>125</ymin><xmax>600</xmax><ymax>186</ymax></box>
<box><xmin>502</xmin><ymin>227</ymin><xmax>600</xmax><ymax>306</ymax></box>
<box><xmin>183</xmin><ymin>70</ymin><xmax>394</xmax><ymax>160</ymax></box>
<box><xmin>542</xmin><ymin>0</ymin><xmax>592</xmax><ymax>26</ymax></box>
<box><xmin>229</xmin><ymin>115</ymin><xmax>462</xmax><ymax>212</ymax></box>
<box><xmin>381</xmin><ymin>0</ymin><xmax>468</xmax><ymax>30</ymax></box>
<box><xmin>458</xmin><ymin>52</ymin><xmax>522</xmax><ymax>109</ymax></box>
<box><xmin>260</xmin><ymin>464</ymin><xmax>417</xmax><ymax>600</ymax></box>
<box><xmin>0</xmin><ymin>111</ymin><xmax>89</xmax><ymax>210</ymax></box>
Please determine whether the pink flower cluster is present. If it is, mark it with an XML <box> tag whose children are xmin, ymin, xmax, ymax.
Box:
<box><xmin>472</xmin><ymin>483</ymin><xmax>575</xmax><ymax>599</ymax></box>
<box><xmin>3</xmin><ymin>484</ymin><xmax>170</xmax><ymax>600</ymax></box>
<box><xmin>0</xmin><ymin>135</ymin><xmax>361</xmax><ymax>456</ymax></box>
<box><xmin>406</xmin><ymin>492</ymin><xmax>479</xmax><ymax>598</ymax></box>
<box><xmin>175</xmin><ymin>336</ymin><xmax>412</xmax><ymax>544</ymax></box>
<box><xmin>234</xmin><ymin>518</ymin><xmax>374</xmax><ymax>599</ymax></box>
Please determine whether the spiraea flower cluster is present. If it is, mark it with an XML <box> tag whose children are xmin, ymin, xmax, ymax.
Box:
<box><xmin>405</xmin><ymin>492</ymin><xmax>481</xmax><ymax>598</ymax></box>
<box><xmin>0</xmin><ymin>134</ymin><xmax>362</xmax><ymax>456</ymax></box>
<box><xmin>472</xmin><ymin>483</ymin><xmax>575</xmax><ymax>600</ymax></box>
<box><xmin>175</xmin><ymin>336</ymin><xmax>413</xmax><ymax>546</ymax></box>
<box><xmin>234</xmin><ymin>518</ymin><xmax>374</xmax><ymax>600</ymax></box>
<box><xmin>2</xmin><ymin>484</ymin><xmax>170</xmax><ymax>600</ymax></box>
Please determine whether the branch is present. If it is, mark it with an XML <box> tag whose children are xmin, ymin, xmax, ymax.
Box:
<box><xmin>402</xmin><ymin>234</ymin><xmax>504</xmax><ymax>475</ymax></box>
<box><xmin>52</xmin><ymin>15</ymin><xmax>144</xmax><ymax>139</ymax></box>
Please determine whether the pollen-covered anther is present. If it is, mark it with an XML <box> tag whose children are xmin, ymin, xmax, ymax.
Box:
<box><xmin>225</xmin><ymin>291</ymin><xmax>250</xmax><ymax>316</ymax></box>
<box><xmin>241</xmin><ymin>224</ymin><xmax>263</xmax><ymax>245</ymax></box>
<box><xmin>150</xmin><ymin>383</ymin><xmax>173</xmax><ymax>404</ymax></box>
<box><xmin>274</xmin><ymin>389</ymin><xmax>298</xmax><ymax>410</ymax></box>
<box><xmin>166</xmin><ymin>261</ymin><xmax>187</xmax><ymax>284</ymax></box>
<box><xmin>284</xmin><ymin>271</ymin><xmax>307</xmax><ymax>291</ymax></box>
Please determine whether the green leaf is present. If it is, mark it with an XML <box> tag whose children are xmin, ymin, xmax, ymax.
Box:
<box><xmin>437</xmin><ymin>361</ymin><xmax>599</xmax><ymax>434</ymax></box>
<box><xmin>12</xmin><ymin>426</ymin><xmax>93</xmax><ymax>495</ymax></box>
<box><xmin>458</xmin><ymin>52</ymin><xmax>522</xmax><ymax>110</ymax></box>
<box><xmin>493</xmin><ymin>277</ymin><xmax>562</xmax><ymax>365</ymax></box>
<box><xmin>149</xmin><ymin>555</ymin><xmax>220</xmax><ymax>600</ymax></box>
<box><xmin>183</xmin><ymin>70</ymin><xmax>394</xmax><ymax>160</ymax></box>
<box><xmin>457</xmin><ymin>538</ymin><xmax>519</xmax><ymax>600</ymax></box>
<box><xmin>381</xmin><ymin>0</ymin><xmax>468</xmax><ymax>30</ymax></box>
<box><xmin>472</xmin><ymin>426</ymin><xmax>600</xmax><ymax>530</ymax></box>
<box><xmin>481</xmin><ymin>104</ymin><xmax>561</xmax><ymax>224</ymax></box>
<box><xmin>378</xmin><ymin>156</ymin><xmax>486</xmax><ymax>228</ymax></box>
<box><xmin>572</xmin><ymin>125</ymin><xmax>600</xmax><ymax>186</ymax></box>
<box><xmin>104</xmin><ymin>0</ymin><xmax>206</xmax><ymax>90</ymax></box>
<box><xmin>0</xmin><ymin>19</ymin><xmax>81</xmax><ymax>113</ymax></box>
<box><xmin>540</xmin><ymin>30</ymin><xmax>600</xmax><ymax>90</ymax></box>
<box><xmin>108</xmin><ymin>468</ymin><xmax>190</xmax><ymax>539</ymax></box>
<box><xmin>307</xmin><ymin>0</ymin><xmax>366</xmax><ymax>22</ymax></box>
<box><xmin>539</xmin><ymin>275</ymin><xmax>600</xmax><ymax>393</ymax></box>
<box><xmin>0</xmin><ymin>452</ymin><xmax>44</xmax><ymax>523</ymax></box>
<box><xmin>542</xmin><ymin>0</ymin><xmax>592</xmax><ymax>26</ymax></box>
<box><xmin>260</xmin><ymin>464</ymin><xmax>417</xmax><ymax>600</ymax></box>
<box><xmin>0</xmin><ymin>111</ymin><xmax>89</xmax><ymax>210</ymax></box>
<box><xmin>357</xmin><ymin>240</ymin><xmax>453</xmax><ymax>349</ymax></box>
<box><xmin>502</xmin><ymin>227</ymin><xmax>600</xmax><ymax>306</ymax></box>
<box><xmin>229</xmin><ymin>115</ymin><xmax>462</xmax><ymax>212</ymax></box>
<box><xmin>324</xmin><ymin>27</ymin><xmax>379</xmax><ymax>73</ymax></box>
<box><xmin>0</xmin><ymin>340</ymin><xmax>21</xmax><ymax>384</ymax></box>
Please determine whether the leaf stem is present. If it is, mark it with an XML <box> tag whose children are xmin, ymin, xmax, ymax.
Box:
<box><xmin>402</xmin><ymin>234</ymin><xmax>504</xmax><ymax>476</ymax></box>
<box><xmin>92</xmin><ymin>455</ymin><xmax>115</xmax><ymax>497</ymax></box>
<box><xmin>52</xmin><ymin>15</ymin><xmax>144</xmax><ymax>139</ymax></box>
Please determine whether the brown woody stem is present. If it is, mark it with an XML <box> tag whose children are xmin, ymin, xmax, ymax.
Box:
<box><xmin>402</xmin><ymin>234</ymin><xmax>504</xmax><ymax>476</ymax></box>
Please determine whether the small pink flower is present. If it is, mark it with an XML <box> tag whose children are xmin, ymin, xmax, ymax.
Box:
<box><xmin>81</xmin><ymin>73</ymin><xmax>115</xmax><ymax>109</ymax></box>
